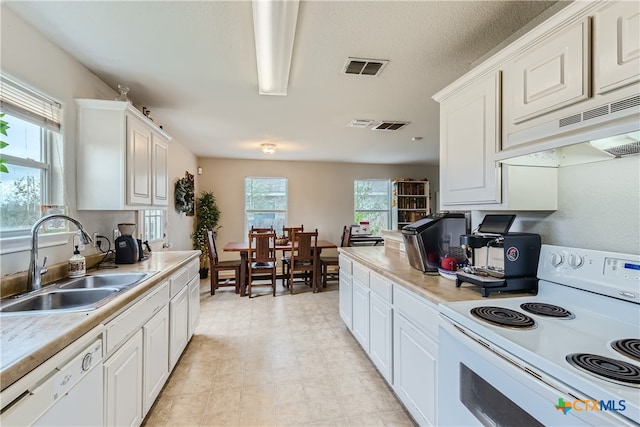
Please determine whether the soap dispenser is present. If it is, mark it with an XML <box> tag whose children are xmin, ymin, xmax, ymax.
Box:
<box><xmin>68</xmin><ymin>245</ymin><xmax>86</xmax><ymax>277</ymax></box>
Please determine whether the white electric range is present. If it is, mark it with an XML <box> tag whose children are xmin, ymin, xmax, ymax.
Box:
<box><xmin>439</xmin><ymin>244</ymin><xmax>640</xmax><ymax>426</ymax></box>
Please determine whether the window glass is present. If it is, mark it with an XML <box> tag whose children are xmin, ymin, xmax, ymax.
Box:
<box><xmin>0</xmin><ymin>113</ymin><xmax>53</xmax><ymax>236</ymax></box>
<box><xmin>245</xmin><ymin>177</ymin><xmax>287</xmax><ymax>236</ymax></box>
<box><xmin>140</xmin><ymin>209</ymin><xmax>164</xmax><ymax>243</ymax></box>
<box><xmin>354</xmin><ymin>179</ymin><xmax>391</xmax><ymax>235</ymax></box>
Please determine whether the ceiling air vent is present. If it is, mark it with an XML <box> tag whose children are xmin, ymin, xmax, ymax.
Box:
<box><xmin>349</xmin><ymin>119</ymin><xmax>374</xmax><ymax>128</ymax></box>
<box><xmin>372</xmin><ymin>121</ymin><xmax>409</xmax><ymax>132</ymax></box>
<box><xmin>342</xmin><ymin>57</ymin><xmax>388</xmax><ymax>76</ymax></box>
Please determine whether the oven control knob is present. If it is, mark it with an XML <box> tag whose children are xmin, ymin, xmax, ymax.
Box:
<box><xmin>568</xmin><ymin>253</ymin><xmax>584</xmax><ymax>269</ymax></box>
<box><xmin>550</xmin><ymin>252</ymin><xmax>564</xmax><ymax>267</ymax></box>
<box><xmin>82</xmin><ymin>353</ymin><xmax>93</xmax><ymax>371</ymax></box>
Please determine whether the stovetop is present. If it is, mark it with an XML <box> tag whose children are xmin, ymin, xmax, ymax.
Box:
<box><xmin>440</xmin><ymin>245</ymin><xmax>640</xmax><ymax>423</ymax></box>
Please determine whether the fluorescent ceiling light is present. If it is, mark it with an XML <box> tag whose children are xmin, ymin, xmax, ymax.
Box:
<box><xmin>252</xmin><ymin>0</ymin><xmax>299</xmax><ymax>96</ymax></box>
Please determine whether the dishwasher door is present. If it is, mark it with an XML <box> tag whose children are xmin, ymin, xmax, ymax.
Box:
<box><xmin>1</xmin><ymin>339</ymin><xmax>103</xmax><ymax>427</ymax></box>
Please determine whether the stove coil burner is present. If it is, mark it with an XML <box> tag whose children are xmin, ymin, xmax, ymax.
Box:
<box><xmin>567</xmin><ymin>353</ymin><xmax>640</xmax><ymax>388</ymax></box>
<box><xmin>470</xmin><ymin>306</ymin><xmax>536</xmax><ymax>329</ymax></box>
<box><xmin>612</xmin><ymin>339</ymin><xmax>640</xmax><ymax>362</ymax></box>
<box><xmin>520</xmin><ymin>302</ymin><xmax>575</xmax><ymax>319</ymax></box>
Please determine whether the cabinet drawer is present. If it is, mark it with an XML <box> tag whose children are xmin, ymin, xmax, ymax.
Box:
<box><xmin>339</xmin><ymin>255</ymin><xmax>352</xmax><ymax>274</ymax></box>
<box><xmin>105</xmin><ymin>281</ymin><xmax>169</xmax><ymax>354</ymax></box>
<box><xmin>170</xmin><ymin>267</ymin><xmax>189</xmax><ymax>297</ymax></box>
<box><xmin>352</xmin><ymin>262</ymin><xmax>369</xmax><ymax>285</ymax></box>
<box><xmin>187</xmin><ymin>259</ymin><xmax>200</xmax><ymax>280</ymax></box>
<box><xmin>393</xmin><ymin>285</ymin><xmax>438</xmax><ymax>341</ymax></box>
<box><xmin>370</xmin><ymin>272</ymin><xmax>392</xmax><ymax>303</ymax></box>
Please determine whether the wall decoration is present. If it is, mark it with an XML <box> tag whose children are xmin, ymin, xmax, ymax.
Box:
<box><xmin>175</xmin><ymin>171</ymin><xmax>195</xmax><ymax>216</ymax></box>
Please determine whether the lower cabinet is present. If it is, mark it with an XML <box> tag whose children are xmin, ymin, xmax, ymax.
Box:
<box><xmin>105</xmin><ymin>329</ymin><xmax>144</xmax><ymax>427</ymax></box>
<box><xmin>352</xmin><ymin>278</ymin><xmax>370</xmax><ymax>352</ymax></box>
<box><xmin>188</xmin><ymin>276</ymin><xmax>200</xmax><ymax>338</ymax></box>
<box><xmin>143</xmin><ymin>306</ymin><xmax>169</xmax><ymax>415</ymax></box>
<box><xmin>370</xmin><ymin>293</ymin><xmax>393</xmax><ymax>383</ymax></box>
<box><xmin>393</xmin><ymin>312</ymin><xmax>438</xmax><ymax>426</ymax></box>
<box><xmin>169</xmin><ymin>285</ymin><xmax>190</xmax><ymax>370</ymax></box>
<box><xmin>339</xmin><ymin>270</ymin><xmax>353</xmax><ymax>329</ymax></box>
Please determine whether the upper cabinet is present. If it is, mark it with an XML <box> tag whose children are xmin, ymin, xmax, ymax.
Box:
<box><xmin>433</xmin><ymin>0</ymin><xmax>639</xmax><ymax>210</ymax></box>
<box><xmin>594</xmin><ymin>1</ymin><xmax>640</xmax><ymax>95</ymax></box>
<box><xmin>76</xmin><ymin>99</ymin><xmax>171</xmax><ymax>210</ymax></box>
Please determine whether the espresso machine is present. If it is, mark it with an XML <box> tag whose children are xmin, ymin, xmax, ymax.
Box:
<box><xmin>115</xmin><ymin>223</ymin><xmax>139</xmax><ymax>264</ymax></box>
<box><xmin>456</xmin><ymin>215</ymin><xmax>541</xmax><ymax>297</ymax></box>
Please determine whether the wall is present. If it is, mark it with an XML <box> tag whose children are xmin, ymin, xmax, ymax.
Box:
<box><xmin>196</xmin><ymin>158</ymin><xmax>438</xmax><ymax>261</ymax></box>
<box><xmin>474</xmin><ymin>155</ymin><xmax>640</xmax><ymax>255</ymax></box>
<box><xmin>0</xmin><ymin>6</ymin><xmax>196</xmax><ymax>278</ymax></box>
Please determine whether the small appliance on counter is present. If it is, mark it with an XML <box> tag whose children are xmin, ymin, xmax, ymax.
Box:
<box><xmin>402</xmin><ymin>212</ymin><xmax>468</xmax><ymax>273</ymax></box>
<box><xmin>115</xmin><ymin>223</ymin><xmax>139</xmax><ymax>264</ymax></box>
<box><xmin>455</xmin><ymin>214</ymin><xmax>541</xmax><ymax>296</ymax></box>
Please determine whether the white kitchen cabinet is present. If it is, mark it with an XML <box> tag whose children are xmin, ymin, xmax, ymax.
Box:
<box><xmin>142</xmin><ymin>306</ymin><xmax>169</xmax><ymax>416</ymax></box>
<box><xmin>76</xmin><ymin>99</ymin><xmax>171</xmax><ymax>210</ymax></box>
<box><xmin>594</xmin><ymin>1</ymin><xmax>640</xmax><ymax>95</ymax></box>
<box><xmin>351</xmin><ymin>263</ymin><xmax>370</xmax><ymax>352</ymax></box>
<box><xmin>505</xmin><ymin>19</ymin><xmax>590</xmax><ymax>128</ymax></box>
<box><xmin>105</xmin><ymin>329</ymin><xmax>143</xmax><ymax>427</ymax></box>
<box><xmin>393</xmin><ymin>312</ymin><xmax>438</xmax><ymax>427</ymax></box>
<box><xmin>169</xmin><ymin>285</ymin><xmax>189</xmax><ymax>370</ymax></box>
<box><xmin>338</xmin><ymin>255</ymin><xmax>353</xmax><ymax>330</ymax></box>
<box><xmin>188</xmin><ymin>275</ymin><xmax>200</xmax><ymax>338</ymax></box>
<box><xmin>439</xmin><ymin>71</ymin><xmax>502</xmax><ymax>206</ymax></box>
<box><xmin>369</xmin><ymin>292</ymin><xmax>393</xmax><ymax>383</ymax></box>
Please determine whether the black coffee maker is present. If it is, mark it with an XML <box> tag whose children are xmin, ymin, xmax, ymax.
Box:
<box><xmin>456</xmin><ymin>215</ymin><xmax>541</xmax><ymax>297</ymax></box>
<box><xmin>115</xmin><ymin>223</ymin><xmax>139</xmax><ymax>264</ymax></box>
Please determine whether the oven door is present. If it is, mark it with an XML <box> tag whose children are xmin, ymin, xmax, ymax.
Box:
<box><xmin>438</xmin><ymin>319</ymin><xmax>635</xmax><ymax>427</ymax></box>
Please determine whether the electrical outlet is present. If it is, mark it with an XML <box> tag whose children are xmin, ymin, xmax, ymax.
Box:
<box><xmin>93</xmin><ymin>232</ymin><xmax>99</xmax><ymax>247</ymax></box>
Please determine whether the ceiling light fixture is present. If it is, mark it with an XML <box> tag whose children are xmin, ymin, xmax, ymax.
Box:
<box><xmin>252</xmin><ymin>0</ymin><xmax>300</xmax><ymax>96</ymax></box>
<box><xmin>261</xmin><ymin>143</ymin><xmax>276</xmax><ymax>154</ymax></box>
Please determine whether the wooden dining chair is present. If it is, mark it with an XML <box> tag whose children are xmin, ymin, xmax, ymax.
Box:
<box><xmin>250</xmin><ymin>226</ymin><xmax>274</xmax><ymax>233</ymax></box>
<box><xmin>206</xmin><ymin>229</ymin><xmax>241</xmax><ymax>295</ymax></box>
<box><xmin>289</xmin><ymin>229</ymin><xmax>319</xmax><ymax>294</ymax></box>
<box><xmin>281</xmin><ymin>225</ymin><xmax>304</xmax><ymax>287</ymax></box>
<box><xmin>247</xmin><ymin>230</ymin><xmax>277</xmax><ymax>297</ymax></box>
<box><xmin>320</xmin><ymin>225</ymin><xmax>351</xmax><ymax>288</ymax></box>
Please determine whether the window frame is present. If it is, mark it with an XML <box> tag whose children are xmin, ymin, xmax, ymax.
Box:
<box><xmin>244</xmin><ymin>176</ymin><xmax>288</xmax><ymax>237</ymax></box>
<box><xmin>137</xmin><ymin>209</ymin><xmax>166</xmax><ymax>244</ymax></box>
<box><xmin>353</xmin><ymin>179</ymin><xmax>392</xmax><ymax>235</ymax></box>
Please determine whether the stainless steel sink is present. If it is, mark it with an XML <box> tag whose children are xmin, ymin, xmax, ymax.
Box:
<box><xmin>58</xmin><ymin>273</ymin><xmax>150</xmax><ymax>290</ymax></box>
<box><xmin>0</xmin><ymin>288</ymin><xmax>120</xmax><ymax>313</ymax></box>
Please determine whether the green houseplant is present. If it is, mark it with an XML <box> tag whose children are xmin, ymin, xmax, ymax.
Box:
<box><xmin>191</xmin><ymin>190</ymin><xmax>221</xmax><ymax>278</ymax></box>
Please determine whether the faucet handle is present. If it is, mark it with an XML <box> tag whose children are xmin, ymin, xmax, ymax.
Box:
<box><xmin>40</xmin><ymin>256</ymin><xmax>48</xmax><ymax>275</ymax></box>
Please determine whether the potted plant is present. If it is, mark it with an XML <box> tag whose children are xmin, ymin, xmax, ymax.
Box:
<box><xmin>191</xmin><ymin>191</ymin><xmax>221</xmax><ymax>278</ymax></box>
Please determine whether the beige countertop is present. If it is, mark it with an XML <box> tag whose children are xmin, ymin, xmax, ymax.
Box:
<box><xmin>339</xmin><ymin>246</ymin><xmax>517</xmax><ymax>305</ymax></box>
<box><xmin>0</xmin><ymin>250</ymin><xmax>199</xmax><ymax>392</ymax></box>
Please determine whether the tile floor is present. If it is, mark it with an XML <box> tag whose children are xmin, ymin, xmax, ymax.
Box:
<box><xmin>142</xmin><ymin>277</ymin><xmax>416</xmax><ymax>427</ymax></box>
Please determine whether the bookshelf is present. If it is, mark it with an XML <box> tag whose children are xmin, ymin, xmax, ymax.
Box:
<box><xmin>392</xmin><ymin>179</ymin><xmax>430</xmax><ymax>230</ymax></box>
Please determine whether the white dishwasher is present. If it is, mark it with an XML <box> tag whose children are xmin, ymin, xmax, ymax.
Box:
<box><xmin>1</xmin><ymin>338</ymin><xmax>103</xmax><ymax>426</ymax></box>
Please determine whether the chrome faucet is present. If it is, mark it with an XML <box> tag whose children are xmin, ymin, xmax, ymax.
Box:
<box><xmin>28</xmin><ymin>214</ymin><xmax>92</xmax><ymax>291</ymax></box>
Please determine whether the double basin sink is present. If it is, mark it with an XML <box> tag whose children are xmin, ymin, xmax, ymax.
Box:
<box><xmin>0</xmin><ymin>272</ymin><xmax>154</xmax><ymax>314</ymax></box>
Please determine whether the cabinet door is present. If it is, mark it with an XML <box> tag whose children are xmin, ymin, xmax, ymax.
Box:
<box><xmin>105</xmin><ymin>330</ymin><xmax>143</xmax><ymax>427</ymax></box>
<box><xmin>507</xmin><ymin>19</ymin><xmax>590</xmax><ymax>125</ymax></box>
<box><xmin>352</xmin><ymin>278</ymin><xmax>370</xmax><ymax>352</ymax></box>
<box><xmin>440</xmin><ymin>71</ymin><xmax>501</xmax><ymax>205</ymax></box>
<box><xmin>169</xmin><ymin>286</ymin><xmax>189</xmax><ymax>370</ymax></box>
<box><xmin>188</xmin><ymin>276</ymin><xmax>200</xmax><ymax>338</ymax></box>
<box><xmin>339</xmin><ymin>270</ymin><xmax>353</xmax><ymax>330</ymax></box>
<box><xmin>126</xmin><ymin>115</ymin><xmax>152</xmax><ymax>205</ymax></box>
<box><xmin>143</xmin><ymin>306</ymin><xmax>169</xmax><ymax>416</ymax></box>
<box><xmin>369</xmin><ymin>293</ymin><xmax>393</xmax><ymax>384</ymax></box>
<box><xmin>595</xmin><ymin>1</ymin><xmax>640</xmax><ymax>94</ymax></box>
<box><xmin>393</xmin><ymin>313</ymin><xmax>437</xmax><ymax>426</ymax></box>
<box><xmin>152</xmin><ymin>134</ymin><xmax>169</xmax><ymax>206</ymax></box>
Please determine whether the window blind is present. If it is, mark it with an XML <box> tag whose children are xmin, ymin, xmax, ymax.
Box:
<box><xmin>0</xmin><ymin>74</ymin><xmax>62</xmax><ymax>131</ymax></box>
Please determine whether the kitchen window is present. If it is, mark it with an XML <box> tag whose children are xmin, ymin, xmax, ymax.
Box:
<box><xmin>244</xmin><ymin>177</ymin><xmax>287</xmax><ymax>236</ymax></box>
<box><xmin>354</xmin><ymin>179</ymin><xmax>391</xmax><ymax>235</ymax></box>
<box><xmin>0</xmin><ymin>75</ymin><xmax>62</xmax><ymax>240</ymax></box>
<box><xmin>138</xmin><ymin>209</ymin><xmax>165</xmax><ymax>243</ymax></box>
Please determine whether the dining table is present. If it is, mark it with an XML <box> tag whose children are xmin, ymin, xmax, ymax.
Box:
<box><xmin>222</xmin><ymin>239</ymin><xmax>338</xmax><ymax>296</ymax></box>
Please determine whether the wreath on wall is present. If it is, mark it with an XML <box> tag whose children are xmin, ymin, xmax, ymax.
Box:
<box><xmin>175</xmin><ymin>171</ymin><xmax>195</xmax><ymax>216</ymax></box>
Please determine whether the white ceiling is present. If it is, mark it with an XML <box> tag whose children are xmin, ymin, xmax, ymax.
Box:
<box><xmin>7</xmin><ymin>0</ymin><xmax>562</xmax><ymax>165</ymax></box>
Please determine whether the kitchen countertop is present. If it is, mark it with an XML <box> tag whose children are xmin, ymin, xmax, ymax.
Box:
<box><xmin>339</xmin><ymin>246</ymin><xmax>515</xmax><ymax>305</ymax></box>
<box><xmin>0</xmin><ymin>250</ymin><xmax>199</xmax><ymax>392</ymax></box>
